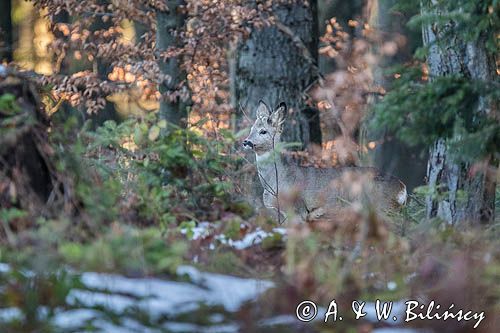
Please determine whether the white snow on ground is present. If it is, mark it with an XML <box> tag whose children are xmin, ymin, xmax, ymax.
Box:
<box><xmin>52</xmin><ymin>308</ymin><xmax>101</xmax><ymax>327</ymax></box>
<box><xmin>179</xmin><ymin>221</ymin><xmax>287</xmax><ymax>250</ymax></box>
<box><xmin>176</xmin><ymin>265</ymin><xmax>274</xmax><ymax>311</ymax></box>
<box><xmin>70</xmin><ymin>265</ymin><xmax>274</xmax><ymax>316</ymax></box>
<box><xmin>63</xmin><ymin>265</ymin><xmax>273</xmax><ymax>331</ymax></box>
<box><xmin>0</xmin><ymin>263</ymin><xmax>10</xmax><ymax>273</ymax></box>
<box><xmin>0</xmin><ymin>308</ymin><xmax>22</xmax><ymax>321</ymax></box>
<box><xmin>0</xmin><ymin>263</ymin><xmax>274</xmax><ymax>332</ymax></box>
<box><xmin>0</xmin><ymin>260</ymin><xmax>428</xmax><ymax>333</ymax></box>
<box><xmin>215</xmin><ymin>227</ymin><xmax>287</xmax><ymax>250</ymax></box>
<box><xmin>163</xmin><ymin>322</ymin><xmax>239</xmax><ymax>333</ymax></box>
<box><xmin>180</xmin><ymin>221</ymin><xmax>213</xmax><ymax>240</ymax></box>
<box><xmin>52</xmin><ymin>303</ymin><xmax>241</xmax><ymax>333</ymax></box>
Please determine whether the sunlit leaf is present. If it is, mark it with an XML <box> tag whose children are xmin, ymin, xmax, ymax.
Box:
<box><xmin>148</xmin><ymin>125</ymin><xmax>161</xmax><ymax>141</ymax></box>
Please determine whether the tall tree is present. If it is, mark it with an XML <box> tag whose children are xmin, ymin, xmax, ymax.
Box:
<box><xmin>422</xmin><ymin>1</ymin><xmax>497</xmax><ymax>225</ymax></box>
<box><xmin>88</xmin><ymin>1</ymin><xmax>120</xmax><ymax>126</ymax></box>
<box><xmin>156</xmin><ymin>0</ymin><xmax>187</xmax><ymax>127</ymax></box>
<box><xmin>0</xmin><ymin>0</ymin><xmax>13</xmax><ymax>62</ymax></box>
<box><xmin>235</xmin><ymin>0</ymin><xmax>320</xmax><ymax>147</ymax></box>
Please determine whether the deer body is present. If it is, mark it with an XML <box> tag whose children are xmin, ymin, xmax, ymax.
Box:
<box><xmin>243</xmin><ymin>101</ymin><xmax>407</xmax><ymax>221</ymax></box>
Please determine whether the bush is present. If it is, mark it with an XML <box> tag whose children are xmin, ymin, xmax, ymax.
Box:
<box><xmin>84</xmin><ymin>113</ymin><xmax>244</xmax><ymax>228</ymax></box>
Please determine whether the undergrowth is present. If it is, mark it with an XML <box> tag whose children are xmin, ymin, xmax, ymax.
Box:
<box><xmin>0</xmin><ymin>104</ymin><xmax>499</xmax><ymax>332</ymax></box>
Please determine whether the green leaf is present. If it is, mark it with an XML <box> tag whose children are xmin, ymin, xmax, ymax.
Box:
<box><xmin>148</xmin><ymin>125</ymin><xmax>161</xmax><ymax>141</ymax></box>
<box><xmin>134</xmin><ymin>125</ymin><xmax>143</xmax><ymax>144</ymax></box>
<box><xmin>158</xmin><ymin>119</ymin><xmax>167</xmax><ymax>129</ymax></box>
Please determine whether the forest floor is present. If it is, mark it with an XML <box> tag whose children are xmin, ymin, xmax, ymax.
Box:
<box><xmin>0</xmin><ymin>193</ymin><xmax>499</xmax><ymax>333</ymax></box>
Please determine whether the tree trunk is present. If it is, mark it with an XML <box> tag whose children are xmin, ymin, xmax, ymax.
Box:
<box><xmin>235</xmin><ymin>0</ymin><xmax>320</xmax><ymax>146</ymax></box>
<box><xmin>156</xmin><ymin>1</ymin><xmax>187</xmax><ymax>127</ymax></box>
<box><xmin>88</xmin><ymin>2</ymin><xmax>120</xmax><ymax>127</ymax></box>
<box><xmin>0</xmin><ymin>0</ymin><xmax>13</xmax><ymax>62</ymax></box>
<box><xmin>422</xmin><ymin>3</ymin><xmax>496</xmax><ymax>225</ymax></box>
<box><xmin>234</xmin><ymin>1</ymin><xmax>320</xmax><ymax>209</ymax></box>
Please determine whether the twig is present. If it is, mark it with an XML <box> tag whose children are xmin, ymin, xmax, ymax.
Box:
<box><xmin>247</xmin><ymin>151</ymin><xmax>283</xmax><ymax>222</ymax></box>
<box><xmin>238</xmin><ymin>100</ymin><xmax>251</xmax><ymax>122</ymax></box>
<box><xmin>255</xmin><ymin>163</ymin><xmax>278</xmax><ymax>197</ymax></box>
<box><xmin>271</xmin><ymin>132</ymin><xmax>283</xmax><ymax>224</ymax></box>
<box><xmin>240</xmin><ymin>154</ymin><xmax>275</xmax><ymax>196</ymax></box>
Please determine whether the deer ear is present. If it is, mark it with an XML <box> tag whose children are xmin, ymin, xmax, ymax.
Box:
<box><xmin>270</xmin><ymin>102</ymin><xmax>287</xmax><ymax>129</ymax></box>
<box><xmin>256</xmin><ymin>100</ymin><xmax>270</xmax><ymax>119</ymax></box>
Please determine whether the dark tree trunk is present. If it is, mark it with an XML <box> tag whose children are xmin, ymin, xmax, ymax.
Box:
<box><xmin>0</xmin><ymin>0</ymin><xmax>13</xmax><ymax>62</ymax></box>
<box><xmin>156</xmin><ymin>1</ymin><xmax>187</xmax><ymax>127</ymax></box>
<box><xmin>87</xmin><ymin>1</ymin><xmax>120</xmax><ymax>127</ymax></box>
<box><xmin>235</xmin><ymin>0</ymin><xmax>320</xmax><ymax>147</ymax></box>
<box><xmin>422</xmin><ymin>3</ymin><xmax>496</xmax><ymax>225</ymax></box>
<box><xmin>234</xmin><ymin>1</ymin><xmax>320</xmax><ymax>209</ymax></box>
<box><xmin>369</xmin><ymin>0</ymin><xmax>427</xmax><ymax>192</ymax></box>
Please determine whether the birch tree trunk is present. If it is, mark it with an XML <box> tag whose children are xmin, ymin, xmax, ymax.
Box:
<box><xmin>422</xmin><ymin>3</ymin><xmax>496</xmax><ymax>225</ymax></box>
<box><xmin>156</xmin><ymin>1</ymin><xmax>187</xmax><ymax>127</ymax></box>
<box><xmin>235</xmin><ymin>0</ymin><xmax>320</xmax><ymax>146</ymax></box>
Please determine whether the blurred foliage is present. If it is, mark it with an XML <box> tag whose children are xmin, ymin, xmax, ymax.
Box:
<box><xmin>50</xmin><ymin>116</ymin><xmax>122</xmax><ymax>229</ymax></box>
<box><xmin>0</xmin><ymin>268</ymin><xmax>78</xmax><ymax>333</ymax></box>
<box><xmin>0</xmin><ymin>94</ymin><xmax>21</xmax><ymax>115</ymax></box>
<box><xmin>374</xmin><ymin>0</ymin><xmax>499</xmax><ymax>164</ymax></box>
<box><xmin>393</xmin><ymin>0</ymin><xmax>499</xmax><ymax>54</ymax></box>
<box><xmin>58</xmin><ymin>227</ymin><xmax>187</xmax><ymax>274</ymax></box>
<box><xmin>1</xmin><ymin>95</ymin><xmax>246</xmax><ymax>275</ymax></box>
<box><xmin>371</xmin><ymin>68</ymin><xmax>500</xmax><ymax>163</ymax></box>
<box><xmin>281</xmin><ymin>196</ymin><xmax>500</xmax><ymax>332</ymax></box>
<box><xmin>84</xmin><ymin>113</ymin><xmax>244</xmax><ymax>228</ymax></box>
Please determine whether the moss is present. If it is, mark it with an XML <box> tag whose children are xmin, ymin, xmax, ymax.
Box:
<box><xmin>204</xmin><ymin>250</ymin><xmax>244</xmax><ymax>275</ymax></box>
<box><xmin>56</xmin><ymin>226</ymin><xmax>187</xmax><ymax>274</ymax></box>
<box><xmin>261</xmin><ymin>232</ymin><xmax>284</xmax><ymax>250</ymax></box>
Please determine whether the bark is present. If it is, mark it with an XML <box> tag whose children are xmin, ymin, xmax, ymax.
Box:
<box><xmin>88</xmin><ymin>3</ymin><xmax>120</xmax><ymax>126</ymax></box>
<box><xmin>156</xmin><ymin>1</ymin><xmax>187</xmax><ymax>127</ymax></box>
<box><xmin>235</xmin><ymin>0</ymin><xmax>320</xmax><ymax>146</ymax></box>
<box><xmin>0</xmin><ymin>0</ymin><xmax>13</xmax><ymax>62</ymax></box>
<box><xmin>422</xmin><ymin>3</ymin><xmax>496</xmax><ymax>225</ymax></box>
<box><xmin>234</xmin><ymin>0</ymin><xmax>320</xmax><ymax>209</ymax></box>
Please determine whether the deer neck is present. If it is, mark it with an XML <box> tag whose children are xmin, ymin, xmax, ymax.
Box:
<box><xmin>255</xmin><ymin>150</ymin><xmax>284</xmax><ymax>193</ymax></box>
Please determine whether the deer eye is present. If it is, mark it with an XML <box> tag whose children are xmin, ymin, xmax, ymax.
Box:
<box><xmin>259</xmin><ymin>130</ymin><xmax>267</xmax><ymax>135</ymax></box>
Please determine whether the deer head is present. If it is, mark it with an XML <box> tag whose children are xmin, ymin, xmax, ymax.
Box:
<box><xmin>242</xmin><ymin>101</ymin><xmax>287</xmax><ymax>155</ymax></box>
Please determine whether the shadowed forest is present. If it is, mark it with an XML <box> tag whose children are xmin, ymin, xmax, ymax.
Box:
<box><xmin>0</xmin><ymin>0</ymin><xmax>499</xmax><ymax>332</ymax></box>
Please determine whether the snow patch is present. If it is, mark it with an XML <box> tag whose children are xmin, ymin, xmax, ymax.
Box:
<box><xmin>180</xmin><ymin>221</ymin><xmax>212</xmax><ymax>240</ymax></box>
<box><xmin>215</xmin><ymin>227</ymin><xmax>286</xmax><ymax>250</ymax></box>
<box><xmin>0</xmin><ymin>263</ymin><xmax>273</xmax><ymax>332</ymax></box>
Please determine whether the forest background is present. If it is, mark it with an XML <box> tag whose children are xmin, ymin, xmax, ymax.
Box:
<box><xmin>0</xmin><ymin>0</ymin><xmax>498</xmax><ymax>332</ymax></box>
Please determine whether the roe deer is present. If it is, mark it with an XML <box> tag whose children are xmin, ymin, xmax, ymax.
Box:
<box><xmin>242</xmin><ymin>101</ymin><xmax>407</xmax><ymax>222</ymax></box>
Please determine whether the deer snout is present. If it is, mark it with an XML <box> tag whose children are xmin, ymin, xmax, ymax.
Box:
<box><xmin>242</xmin><ymin>140</ymin><xmax>254</xmax><ymax>150</ymax></box>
